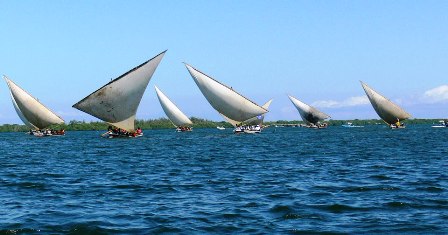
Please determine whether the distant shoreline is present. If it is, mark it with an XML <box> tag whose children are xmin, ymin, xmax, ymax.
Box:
<box><xmin>0</xmin><ymin>117</ymin><xmax>444</xmax><ymax>133</ymax></box>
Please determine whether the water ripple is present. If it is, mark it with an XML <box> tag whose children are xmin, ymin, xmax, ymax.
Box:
<box><xmin>0</xmin><ymin>126</ymin><xmax>447</xmax><ymax>233</ymax></box>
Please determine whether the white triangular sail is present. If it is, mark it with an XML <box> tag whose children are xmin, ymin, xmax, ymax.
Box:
<box><xmin>184</xmin><ymin>63</ymin><xmax>268</xmax><ymax>122</ymax></box>
<box><xmin>4</xmin><ymin>76</ymin><xmax>64</xmax><ymax>129</ymax></box>
<box><xmin>360</xmin><ymin>81</ymin><xmax>411</xmax><ymax>125</ymax></box>
<box><xmin>219</xmin><ymin>113</ymin><xmax>240</xmax><ymax>127</ymax></box>
<box><xmin>220</xmin><ymin>99</ymin><xmax>273</xmax><ymax>127</ymax></box>
<box><xmin>11</xmin><ymin>92</ymin><xmax>38</xmax><ymax>129</ymax></box>
<box><xmin>154</xmin><ymin>86</ymin><xmax>192</xmax><ymax>127</ymax></box>
<box><xmin>245</xmin><ymin>99</ymin><xmax>273</xmax><ymax>126</ymax></box>
<box><xmin>73</xmin><ymin>51</ymin><xmax>166</xmax><ymax>131</ymax></box>
<box><xmin>288</xmin><ymin>95</ymin><xmax>330</xmax><ymax>124</ymax></box>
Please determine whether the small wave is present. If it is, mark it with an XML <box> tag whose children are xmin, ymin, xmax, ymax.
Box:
<box><xmin>283</xmin><ymin>213</ymin><xmax>303</xmax><ymax>220</ymax></box>
<box><xmin>267</xmin><ymin>192</ymin><xmax>292</xmax><ymax>199</ymax></box>
<box><xmin>342</xmin><ymin>185</ymin><xmax>400</xmax><ymax>192</ymax></box>
<box><xmin>197</xmin><ymin>225</ymin><xmax>240</xmax><ymax>233</ymax></box>
<box><xmin>41</xmin><ymin>173</ymin><xmax>66</xmax><ymax>178</ymax></box>
<box><xmin>288</xmin><ymin>228</ymin><xmax>346</xmax><ymax>234</ymax></box>
<box><xmin>68</xmin><ymin>224</ymin><xmax>110</xmax><ymax>235</ymax></box>
<box><xmin>308</xmin><ymin>192</ymin><xmax>334</xmax><ymax>197</ymax></box>
<box><xmin>419</xmin><ymin>186</ymin><xmax>444</xmax><ymax>192</ymax></box>
<box><xmin>314</xmin><ymin>203</ymin><xmax>369</xmax><ymax>213</ymax></box>
<box><xmin>369</xmin><ymin>174</ymin><xmax>391</xmax><ymax>180</ymax></box>
<box><xmin>112</xmin><ymin>184</ymin><xmax>145</xmax><ymax>190</ymax></box>
<box><xmin>385</xmin><ymin>201</ymin><xmax>409</xmax><ymax>208</ymax></box>
<box><xmin>221</xmin><ymin>213</ymin><xmax>240</xmax><ymax>219</ymax></box>
<box><xmin>0</xmin><ymin>228</ymin><xmax>41</xmax><ymax>235</ymax></box>
<box><xmin>269</xmin><ymin>205</ymin><xmax>292</xmax><ymax>213</ymax></box>
<box><xmin>242</xmin><ymin>202</ymin><xmax>259</xmax><ymax>208</ymax></box>
<box><xmin>11</xmin><ymin>181</ymin><xmax>47</xmax><ymax>190</ymax></box>
<box><xmin>148</xmin><ymin>226</ymin><xmax>183</xmax><ymax>234</ymax></box>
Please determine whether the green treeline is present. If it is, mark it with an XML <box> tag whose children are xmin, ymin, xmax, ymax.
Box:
<box><xmin>267</xmin><ymin>119</ymin><xmax>444</xmax><ymax>126</ymax></box>
<box><xmin>0</xmin><ymin>118</ymin><xmax>444</xmax><ymax>133</ymax></box>
<box><xmin>0</xmin><ymin>117</ymin><xmax>232</xmax><ymax>132</ymax></box>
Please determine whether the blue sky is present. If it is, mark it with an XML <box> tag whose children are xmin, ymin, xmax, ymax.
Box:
<box><xmin>1</xmin><ymin>1</ymin><xmax>448</xmax><ymax>124</ymax></box>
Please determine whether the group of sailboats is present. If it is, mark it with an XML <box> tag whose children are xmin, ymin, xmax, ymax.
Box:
<box><xmin>286</xmin><ymin>81</ymin><xmax>412</xmax><ymax>129</ymax></box>
<box><xmin>3</xmin><ymin>49</ymin><xmax>418</xmax><ymax>137</ymax></box>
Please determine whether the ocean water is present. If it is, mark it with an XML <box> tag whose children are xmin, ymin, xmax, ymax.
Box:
<box><xmin>0</xmin><ymin>125</ymin><xmax>447</xmax><ymax>234</ymax></box>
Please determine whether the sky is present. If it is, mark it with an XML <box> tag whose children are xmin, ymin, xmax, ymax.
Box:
<box><xmin>1</xmin><ymin>1</ymin><xmax>448</xmax><ymax>124</ymax></box>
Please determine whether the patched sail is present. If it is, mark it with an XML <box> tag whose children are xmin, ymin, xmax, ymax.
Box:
<box><xmin>184</xmin><ymin>63</ymin><xmax>268</xmax><ymax>123</ymax></box>
<box><xmin>4</xmin><ymin>76</ymin><xmax>64</xmax><ymax>129</ymax></box>
<box><xmin>73</xmin><ymin>51</ymin><xmax>166</xmax><ymax>131</ymax></box>
<box><xmin>154</xmin><ymin>86</ymin><xmax>192</xmax><ymax>127</ymax></box>
<box><xmin>360</xmin><ymin>81</ymin><xmax>411</xmax><ymax>124</ymax></box>
<box><xmin>288</xmin><ymin>95</ymin><xmax>330</xmax><ymax>124</ymax></box>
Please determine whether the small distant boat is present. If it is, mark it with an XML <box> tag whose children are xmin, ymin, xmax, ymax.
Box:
<box><xmin>4</xmin><ymin>76</ymin><xmax>65</xmax><ymax>137</ymax></box>
<box><xmin>360</xmin><ymin>81</ymin><xmax>411</xmax><ymax>129</ymax></box>
<box><xmin>342</xmin><ymin>122</ymin><xmax>364</xmax><ymax>128</ymax></box>
<box><xmin>154</xmin><ymin>86</ymin><xmax>193</xmax><ymax>132</ymax></box>
<box><xmin>431</xmin><ymin>120</ymin><xmax>448</xmax><ymax>128</ymax></box>
<box><xmin>184</xmin><ymin>63</ymin><xmax>268</xmax><ymax>134</ymax></box>
<box><xmin>73</xmin><ymin>50</ymin><xmax>166</xmax><ymax>138</ymax></box>
<box><xmin>216</xmin><ymin>126</ymin><xmax>225</xmax><ymax>130</ymax></box>
<box><xmin>288</xmin><ymin>95</ymin><xmax>330</xmax><ymax>129</ymax></box>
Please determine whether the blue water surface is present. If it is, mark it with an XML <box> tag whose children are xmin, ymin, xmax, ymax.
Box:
<box><xmin>0</xmin><ymin>125</ymin><xmax>447</xmax><ymax>234</ymax></box>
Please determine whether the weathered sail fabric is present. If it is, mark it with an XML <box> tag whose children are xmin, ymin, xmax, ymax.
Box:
<box><xmin>288</xmin><ymin>95</ymin><xmax>330</xmax><ymax>124</ymax></box>
<box><xmin>11</xmin><ymin>92</ymin><xmax>38</xmax><ymax>129</ymax></box>
<box><xmin>184</xmin><ymin>63</ymin><xmax>268</xmax><ymax>122</ymax></box>
<box><xmin>245</xmin><ymin>99</ymin><xmax>273</xmax><ymax>126</ymax></box>
<box><xmin>154</xmin><ymin>86</ymin><xmax>192</xmax><ymax>127</ymax></box>
<box><xmin>4</xmin><ymin>76</ymin><xmax>64</xmax><ymax>129</ymax></box>
<box><xmin>73</xmin><ymin>51</ymin><xmax>166</xmax><ymax>131</ymax></box>
<box><xmin>361</xmin><ymin>81</ymin><xmax>411</xmax><ymax>125</ymax></box>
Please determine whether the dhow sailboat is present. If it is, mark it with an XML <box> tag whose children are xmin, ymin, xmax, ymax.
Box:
<box><xmin>184</xmin><ymin>63</ymin><xmax>268</xmax><ymax>133</ymax></box>
<box><xmin>73</xmin><ymin>50</ymin><xmax>166</xmax><ymax>138</ymax></box>
<box><xmin>4</xmin><ymin>76</ymin><xmax>65</xmax><ymax>136</ymax></box>
<box><xmin>220</xmin><ymin>99</ymin><xmax>273</xmax><ymax>133</ymax></box>
<box><xmin>360</xmin><ymin>81</ymin><xmax>411</xmax><ymax>128</ymax></box>
<box><xmin>154</xmin><ymin>86</ymin><xmax>193</xmax><ymax>132</ymax></box>
<box><xmin>288</xmin><ymin>95</ymin><xmax>330</xmax><ymax>128</ymax></box>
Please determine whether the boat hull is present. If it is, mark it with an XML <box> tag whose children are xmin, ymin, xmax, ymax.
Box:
<box><xmin>176</xmin><ymin>127</ymin><xmax>192</xmax><ymax>132</ymax></box>
<box><xmin>342</xmin><ymin>124</ymin><xmax>364</xmax><ymax>128</ymax></box>
<box><xmin>102</xmin><ymin>132</ymin><xmax>143</xmax><ymax>138</ymax></box>
<box><xmin>30</xmin><ymin>130</ymin><xmax>65</xmax><ymax>137</ymax></box>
